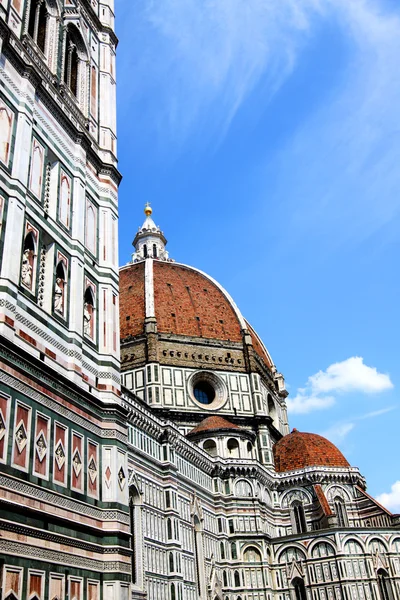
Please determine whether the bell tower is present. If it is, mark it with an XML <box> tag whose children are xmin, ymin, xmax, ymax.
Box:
<box><xmin>0</xmin><ymin>3</ymin><xmax>129</xmax><ymax>600</ymax></box>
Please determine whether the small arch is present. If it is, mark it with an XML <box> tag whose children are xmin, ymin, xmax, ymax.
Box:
<box><xmin>234</xmin><ymin>571</ymin><xmax>241</xmax><ymax>587</ymax></box>
<box><xmin>54</xmin><ymin>261</ymin><xmax>67</xmax><ymax>315</ymax></box>
<box><xmin>292</xmin><ymin>577</ymin><xmax>307</xmax><ymax>600</ymax></box>
<box><xmin>83</xmin><ymin>286</ymin><xmax>95</xmax><ymax>339</ymax></box>
<box><xmin>227</xmin><ymin>438</ymin><xmax>239</xmax><ymax>458</ymax></box>
<box><xmin>170</xmin><ymin>583</ymin><xmax>176</xmax><ymax>600</ymax></box>
<box><xmin>243</xmin><ymin>546</ymin><xmax>262</xmax><ymax>562</ymax></box>
<box><xmin>220</xmin><ymin>541</ymin><xmax>225</xmax><ymax>560</ymax></box>
<box><xmin>0</xmin><ymin>101</ymin><xmax>14</xmax><ymax>165</ymax></box>
<box><xmin>223</xmin><ymin>571</ymin><xmax>228</xmax><ymax>587</ymax></box>
<box><xmin>377</xmin><ymin>569</ymin><xmax>394</xmax><ymax>600</ymax></box>
<box><xmin>292</xmin><ymin>501</ymin><xmax>307</xmax><ymax>534</ymax></box>
<box><xmin>143</xmin><ymin>244</ymin><xmax>148</xmax><ymax>258</ymax></box>
<box><xmin>231</xmin><ymin>542</ymin><xmax>237</xmax><ymax>560</ymax></box>
<box><xmin>63</xmin><ymin>24</ymin><xmax>88</xmax><ymax>98</ymax></box>
<box><xmin>167</xmin><ymin>517</ymin><xmax>173</xmax><ymax>539</ymax></box>
<box><xmin>203</xmin><ymin>439</ymin><xmax>217</xmax><ymax>457</ymax></box>
<box><xmin>153</xmin><ymin>243</ymin><xmax>157</xmax><ymax>258</ymax></box>
<box><xmin>235</xmin><ymin>479</ymin><xmax>253</xmax><ymax>497</ymax></box>
<box><xmin>168</xmin><ymin>552</ymin><xmax>174</xmax><ymax>573</ymax></box>
<box><xmin>334</xmin><ymin>496</ymin><xmax>348</xmax><ymax>527</ymax></box>
<box><xmin>267</xmin><ymin>394</ymin><xmax>276</xmax><ymax>422</ymax></box>
<box><xmin>343</xmin><ymin>539</ymin><xmax>364</xmax><ymax>554</ymax></box>
<box><xmin>21</xmin><ymin>231</ymin><xmax>37</xmax><ymax>290</ymax></box>
<box><xmin>246</xmin><ymin>441</ymin><xmax>253</xmax><ymax>456</ymax></box>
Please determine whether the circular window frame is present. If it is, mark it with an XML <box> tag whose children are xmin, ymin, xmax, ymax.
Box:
<box><xmin>188</xmin><ymin>371</ymin><xmax>228</xmax><ymax>410</ymax></box>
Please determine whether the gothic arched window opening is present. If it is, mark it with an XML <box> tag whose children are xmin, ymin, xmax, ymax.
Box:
<box><xmin>292</xmin><ymin>577</ymin><xmax>307</xmax><ymax>600</ymax></box>
<box><xmin>83</xmin><ymin>286</ymin><xmax>95</xmax><ymax>339</ymax></box>
<box><xmin>54</xmin><ymin>261</ymin><xmax>66</xmax><ymax>316</ymax></box>
<box><xmin>21</xmin><ymin>231</ymin><xmax>37</xmax><ymax>291</ymax></box>
<box><xmin>234</xmin><ymin>571</ymin><xmax>241</xmax><ymax>587</ymax></box>
<box><xmin>334</xmin><ymin>496</ymin><xmax>348</xmax><ymax>527</ymax></box>
<box><xmin>28</xmin><ymin>0</ymin><xmax>48</xmax><ymax>53</ymax></box>
<box><xmin>143</xmin><ymin>244</ymin><xmax>148</xmax><ymax>258</ymax></box>
<box><xmin>63</xmin><ymin>25</ymin><xmax>87</xmax><ymax>102</ymax></box>
<box><xmin>129</xmin><ymin>486</ymin><xmax>141</xmax><ymax>586</ymax></box>
<box><xmin>292</xmin><ymin>502</ymin><xmax>307</xmax><ymax>534</ymax></box>
<box><xmin>231</xmin><ymin>542</ymin><xmax>237</xmax><ymax>560</ymax></box>
<box><xmin>153</xmin><ymin>243</ymin><xmax>157</xmax><ymax>258</ymax></box>
<box><xmin>377</xmin><ymin>569</ymin><xmax>394</xmax><ymax>600</ymax></box>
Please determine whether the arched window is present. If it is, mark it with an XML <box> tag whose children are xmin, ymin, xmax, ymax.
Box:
<box><xmin>170</xmin><ymin>583</ymin><xmax>176</xmax><ymax>600</ymax></box>
<box><xmin>334</xmin><ymin>496</ymin><xmax>348</xmax><ymax>527</ymax></box>
<box><xmin>247</xmin><ymin>441</ymin><xmax>253</xmax><ymax>456</ymax></box>
<box><xmin>28</xmin><ymin>0</ymin><xmax>48</xmax><ymax>53</ymax></box>
<box><xmin>243</xmin><ymin>547</ymin><xmax>262</xmax><ymax>562</ymax></box>
<box><xmin>227</xmin><ymin>438</ymin><xmax>240</xmax><ymax>458</ymax></box>
<box><xmin>235</xmin><ymin>480</ymin><xmax>253</xmax><ymax>497</ymax></box>
<box><xmin>234</xmin><ymin>571</ymin><xmax>241</xmax><ymax>587</ymax></box>
<box><xmin>292</xmin><ymin>501</ymin><xmax>307</xmax><ymax>534</ymax></box>
<box><xmin>231</xmin><ymin>542</ymin><xmax>237</xmax><ymax>560</ymax></box>
<box><xmin>129</xmin><ymin>485</ymin><xmax>142</xmax><ymax>586</ymax></box>
<box><xmin>153</xmin><ymin>243</ymin><xmax>157</xmax><ymax>258</ymax></box>
<box><xmin>54</xmin><ymin>261</ymin><xmax>66</xmax><ymax>316</ymax></box>
<box><xmin>90</xmin><ymin>65</ymin><xmax>97</xmax><ymax>117</ymax></box>
<box><xmin>169</xmin><ymin>552</ymin><xmax>174</xmax><ymax>573</ymax></box>
<box><xmin>0</xmin><ymin>101</ymin><xmax>14</xmax><ymax>166</ymax></box>
<box><xmin>21</xmin><ymin>231</ymin><xmax>37</xmax><ymax>291</ymax></box>
<box><xmin>220</xmin><ymin>542</ymin><xmax>225</xmax><ymax>560</ymax></box>
<box><xmin>377</xmin><ymin>569</ymin><xmax>394</xmax><ymax>600</ymax></box>
<box><xmin>83</xmin><ymin>286</ymin><xmax>95</xmax><ymax>339</ymax></box>
<box><xmin>292</xmin><ymin>578</ymin><xmax>307</xmax><ymax>600</ymax></box>
<box><xmin>223</xmin><ymin>571</ymin><xmax>228</xmax><ymax>587</ymax></box>
<box><xmin>63</xmin><ymin>25</ymin><xmax>88</xmax><ymax>104</ymax></box>
<box><xmin>203</xmin><ymin>439</ymin><xmax>217</xmax><ymax>457</ymax></box>
<box><xmin>267</xmin><ymin>394</ymin><xmax>276</xmax><ymax>423</ymax></box>
<box><xmin>59</xmin><ymin>171</ymin><xmax>71</xmax><ymax>228</ymax></box>
<box><xmin>29</xmin><ymin>139</ymin><xmax>45</xmax><ymax>198</ymax></box>
<box><xmin>85</xmin><ymin>199</ymin><xmax>97</xmax><ymax>256</ymax></box>
<box><xmin>143</xmin><ymin>244</ymin><xmax>148</xmax><ymax>258</ymax></box>
<box><xmin>167</xmin><ymin>518</ymin><xmax>173</xmax><ymax>540</ymax></box>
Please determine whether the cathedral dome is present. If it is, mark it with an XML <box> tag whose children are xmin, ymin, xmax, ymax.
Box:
<box><xmin>187</xmin><ymin>416</ymin><xmax>242</xmax><ymax>438</ymax></box>
<box><xmin>119</xmin><ymin>231</ymin><xmax>274</xmax><ymax>371</ymax></box>
<box><xmin>273</xmin><ymin>429</ymin><xmax>350</xmax><ymax>473</ymax></box>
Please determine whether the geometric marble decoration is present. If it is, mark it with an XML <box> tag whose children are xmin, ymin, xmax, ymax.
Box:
<box><xmin>88</xmin><ymin>456</ymin><xmax>98</xmax><ymax>483</ymax></box>
<box><xmin>35</xmin><ymin>430</ymin><xmax>47</xmax><ymax>462</ymax></box>
<box><xmin>105</xmin><ymin>465</ymin><xmax>112</xmax><ymax>488</ymax></box>
<box><xmin>118</xmin><ymin>466</ymin><xmax>126</xmax><ymax>490</ymax></box>
<box><xmin>15</xmin><ymin>420</ymin><xmax>28</xmax><ymax>454</ymax></box>
<box><xmin>72</xmin><ymin>448</ymin><xmax>82</xmax><ymax>477</ymax></box>
<box><xmin>0</xmin><ymin>408</ymin><xmax>6</xmax><ymax>441</ymax></box>
<box><xmin>54</xmin><ymin>440</ymin><xmax>66</xmax><ymax>470</ymax></box>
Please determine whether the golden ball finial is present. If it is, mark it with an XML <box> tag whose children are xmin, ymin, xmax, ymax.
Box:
<box><xmin>144</xmin><ymin>203</ymin><xmax>152</xmax><ymax>217</ymax></box>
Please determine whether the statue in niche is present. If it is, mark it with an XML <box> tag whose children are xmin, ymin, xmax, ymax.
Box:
<box><xmin>83</xmin><ymin>302</ymin><xmax>92</xmax><ymax>336</ymax></box>
<box><xmin>54</xmin><ymin>277</ymin><xmax>64</xmax><ymax>313</ymax></box>
<box><xmin>21</xmin><ymin>249</ymin><xmax>33</xmax><ymax>288</ymax></box>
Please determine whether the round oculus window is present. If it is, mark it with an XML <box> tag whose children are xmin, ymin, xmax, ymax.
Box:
<box><xmin>193</xmin><ymin>381</ymin><xmax>215</xmax><ymax>405</ymax></box>
<box><xmin>188</xmin><ymin>371</ymin><xmax>227</xmax><ymax>410</ymax></box>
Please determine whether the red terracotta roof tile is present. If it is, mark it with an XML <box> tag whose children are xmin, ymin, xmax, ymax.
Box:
<box><xmin>187</xmin><ymin>416</ymin><xmax>241</xmax><ymax>437</ymax></box>
<box><xmin>273</xmin><ymin>429</ymin><xmax>350</xmax><ymax>473</ymax></box>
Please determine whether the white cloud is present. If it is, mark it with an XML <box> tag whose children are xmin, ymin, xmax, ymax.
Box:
<box><xmin>321</xmin><ymin>422</ymin><xmax>355</xmax><ymax>444</ymax></box>
<box><xmin>376</xmin><ymin>481</ymin><xmax>400</xmax><ymax>513</ymax></box>
<box><xmin>286</xmin><ymin>393</ymin><xmax>335</xmax><ymax>414</ymax></box>
<box><xmin>287</xmin><ymin>357</ymin><xmax>393</xmax><ymax>414</ymax></box>
<box><xmin>359</xmin><ymin>407</ymin><xmax>396</xmax><ymax>419</ymax></box>
<box><xmin>309</xmin><ymin>357</ymin><xmax>393</xmax><ymax>395</ymax></box>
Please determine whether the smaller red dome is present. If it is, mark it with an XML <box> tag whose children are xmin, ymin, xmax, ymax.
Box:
<box><xmin>187</xmin><ymin>416</ymin><xmax>241</xmax><ymax>438</ymax></box>
<box><xmin>273</xmin><ymin>429</ymin><xmax>350</xmax><ymax>473</ymax></box>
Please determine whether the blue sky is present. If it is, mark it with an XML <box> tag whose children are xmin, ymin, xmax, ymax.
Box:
<box><xmin>115</xmin><ymin>0</ymin><xmax>400</xmax><ymax>508</ymax></box>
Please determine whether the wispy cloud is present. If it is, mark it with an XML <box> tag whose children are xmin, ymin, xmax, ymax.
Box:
<box><xmin>377</xmin><ymin>481</ymin><xmax>400</xmax><ymax>513</ymax></box>
<box><xmin>321</xmin><ymin>422</ymin><xmax>355</xmax><ymax>444</ymax></box>
<box><xmin>287</xmin><ymin>357</ymin><xmax>393</xmax><ymax>414</ymax></box>
<box><xmin>320</xmin><ymin>406</ymin><xmax>395</xmax><ymax>445</ymax></box>
<box><xmin>118</xmin><ymin>0</ymin><xmax>400</xmax><ymax>149</ymax></box>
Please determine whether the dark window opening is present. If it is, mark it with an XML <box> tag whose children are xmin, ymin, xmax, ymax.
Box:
<box><xmin>153</xmin><ymin>243</ymin><xmax>157</xmax><ymax>258</ymax></box>
<box><xmin>143</xmin><ymin>244</ymin><xmax>148</xmax><ymax>258</ymax></box>
<box><xmin>293</xmin><ymin>502</ymin><xmax>307</xmax><ymax>534</ymax></box>
<box><xmin>293</xmin><ymin>578</ymin><xmax>307</xmax><ymax>600</ymax></box>
<box><xmin>193</xmin><ymin>381</ymin><xmax>215</xmax><ymax>404</ymax></box>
